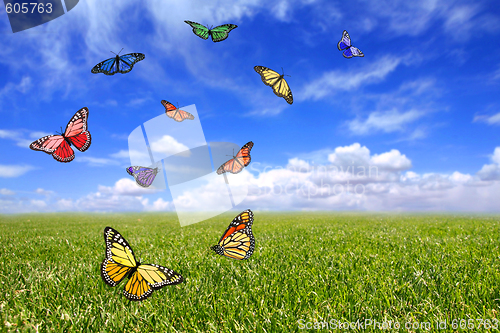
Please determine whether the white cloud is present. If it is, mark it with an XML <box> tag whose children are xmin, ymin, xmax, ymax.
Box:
<box><xmin>76</xmin><ymin>156</ymin><xmax>121</xmax><ymax>167</ymax></box>
<box><xmin>328</xmin><ymin>143</ymin><xmax>371</xmax><ymax>167</ymax></box>
<box><xmin>98</xmin><ymin>178</ymin><xmax>162</xmax><ymax>196</ymax></box>
<box><xmin>0</xmin><ymin>129</ymin><xmax>43</xmax><ymax>148</ymax></box>
<box><xmin>142</xmin><ymin>198</ymin><xmax>173</xmax><ymax>211</ymax></box>
<box><xmin>300</xmin><ymin>56</ymin><xmax>404</xmax><ymax>101</ymax></box>
<box><xmin>473</xmin><ymin>112</ymin><xmax>500</xmax><ymax>125</ymax></box>
<box><xmin>35</xmin><ymin>188</ymin><xmax>54</xmax><ymax>196</ymax></box>
<box><xmin>491</xmin><ymin>147</ymin><xmax>500</xmax><ymax>165</ymax></box>
<box><xmin>286</xmin><ymin>158</ymin><xmax>312</xmax><ymax>172</ymax></box>
<box><xmin>0</xmin><ymin>189</ymin><xmax>15</xmax><ymax>195</ymax></box>
<box><xmin>0</xmin><ymin>76</ymin><xmax>32</xmax><ymax>102</ymax></box>
<box><xmin>477</xmin><ymin>148</ymin><xmax>500</xmax><ymax>181</ymax></box>
<box><xmin>0</xmin><ymin>164</ymin><xmax>34</xmax><ymax>178</ymax></box>
<box><xmin>150</xmin><ymin>135</ymin><xmax>190</xmax><ymax>156</ymax></box>
<box><xmin>370</xmin><ymin>150</ymin><xmax>412</xmax><ymax>171</ymax></box>
<box><xmin>347</xmin><ymin>109</ymin><xmax>424</xmax><ymax>135</ymax></box>
<box><xmin>3</xmin><ymin>145</ymin><xmax>500</xmax><ymax>214</ymax></box>
<box><xmin>361</xmin><ymin>0</ymin><xmax>499</xmax><ymax>41</ymax></box>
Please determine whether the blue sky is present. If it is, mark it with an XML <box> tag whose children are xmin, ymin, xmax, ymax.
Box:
<box><xmin>1</xmin><ymin>0</ymin><xmax>500</xmax><ymax>214</ymax></box>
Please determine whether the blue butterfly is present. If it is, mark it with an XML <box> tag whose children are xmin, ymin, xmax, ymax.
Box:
<box><xmin>337</xmin><ymin>30</ymin><xmax>364</xmax><ymax>58</ymax></box>
<box><xmin>91</xmin><ymin>50</ymin><xmax>145</xmax><ymax>75</ymax></box>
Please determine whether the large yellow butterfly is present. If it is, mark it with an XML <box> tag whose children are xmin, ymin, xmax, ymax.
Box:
<box><xmin>101</xmin><ymin>227</ymin><xmax>183</xmax><ymax>301</ymax></box>
<box><xmin>254</xmin><ymin>66</ymin><xmax>293</xmax><ymax>105</ymax></box>
<box><xmin>211</xmin><ymin>209</ymin><xmax>255</xmax><ymax>260</ymax></box>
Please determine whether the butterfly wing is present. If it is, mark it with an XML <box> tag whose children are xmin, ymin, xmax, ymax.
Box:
<box><xmin>127</xmin><ymin>166</ymin><xmax>143</xmax><ymax>176</ymax></box>
<box><xmin>254</xmin><ymin>66</ymin><xmax>281</xmax><ymax>87</ymax></box>
<box><xmin>217</xmin><ymin>141</ymin><xmax>254</xmax><ymax>175</ymax></box>
<box><xmin>185</xmin><ymin>21</ymin><xmax>210</xmax><ymax>40</ymax></box>
<box><xmin>91</xmin><ymin>56</ymin><xmax>119</xmax><ymax>75</ymax></box>
<box><xmin>161</xmin><ymin>100</ymin><xmax>195</xmax><ymax>122</ymax></box>
<box><xmin>29</xmin><ymin>135</ymin><xmax>76</xmax><ymax>163</ymax></box>
<box><xmin>127</xmin><ymin>166</ymin><xmax>159</xmax><ymax>187</ymax></box>
<box><xmin>63</xmin><ymin>107</ymin><xmax>91</xmax><ymax>152</ymax></box>
<box><xmin>343</xmin><ymin>46</ymin><xmax>364</xmax><ymax>58</ymax></box>
<box><xmin>209</xmin><ymin>24</ymin><xmax>238</xmax><ymax>42</ymax></box>
<box><xmin>91</xmin><ymin>53</ymin><xmax>144</xmax><ymax>75</ymax></box>
<box><xmin>211</xmin><ymin>209</ymin><xmax>255</xmax><ymax>260</ymax></box>
<box><xmin>30</xmin><ymin>135</ymin><xmax>63</xmax><ymax>154</ymax></box>
<box><xmin>273</xmin><ymin>76</ymin><xmax>293</xmax><ymax>104</ymax></box>
<box><xmin>101</xmin><ymin>227</ymin><xmax>138</xmax><ymax>287</ymax></box>
<box><xmin>254</xmin><ymin>66</ymin><xmax>293</xmax><ymax>104</ymax></box>
<box><xmin>124</xmin><ymin>264</ymin><xmax>183</xmax><ymax>301</ymax></box>
<box><xmin>116</xmin><ymin>53</ymin><xmax>145</xmax><ymax>74</ymax></box>
<box><xmin>337</xmin><ymin>30</ymin><xmax>351</xmax><ymax>51</ymax></box>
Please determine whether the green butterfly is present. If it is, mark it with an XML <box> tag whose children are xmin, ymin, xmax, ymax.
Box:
<box><xmin>184</xmin><ymin>21</ymin><xmax>238</xmax><ymax>43</ymax></box>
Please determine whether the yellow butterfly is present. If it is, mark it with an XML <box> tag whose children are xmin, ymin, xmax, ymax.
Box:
<box><xmin>211</xmin><ymin>209</ymin><xmax>255</xmax><ymax>260</ymax></box>
<box><xmin>101</xmin><ymin>227</ymin><xmax>183</xmax><ymax>301</ymax></box>
<box><xmin>254</xmin><ymin>66</ymin><xmax>293</xmax><ymax>105</ymax></box>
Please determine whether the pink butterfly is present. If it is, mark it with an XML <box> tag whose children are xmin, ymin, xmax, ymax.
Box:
<box><xmin>29</xmin><ymin>107</ymin><xmax>91</xmax><ymax>163</ymax></box>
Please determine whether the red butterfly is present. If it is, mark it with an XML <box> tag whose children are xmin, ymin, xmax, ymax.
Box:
<box><xmin>161</xmin><ymin>100</ymin><xmax>195</xmax><ymax>122</ymax></box>
<box><xmin>217</xmin><ymin>141</ymin><xmax>254</xmax><ymax>175</ymax></box>
<box><xmin>29</xmin><ymin>107</ymin><xmax>91</xmax><ymax>163</ymax></box>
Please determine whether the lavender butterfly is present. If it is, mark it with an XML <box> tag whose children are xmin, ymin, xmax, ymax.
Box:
<box><xmin>337</xmin><ymin>30</ymin><xmax>364</xmax><ymax>58</ymax></box>
<box><xmin>126</xmin><ymin>166</ymin><xmax>159</xmax><ymax>188</ymax></box>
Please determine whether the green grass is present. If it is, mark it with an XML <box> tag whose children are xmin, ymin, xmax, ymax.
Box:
<box><xmin>1</xmin><ymin>212</ymin><xmax>500</xmax><ymax>332</ymax></box>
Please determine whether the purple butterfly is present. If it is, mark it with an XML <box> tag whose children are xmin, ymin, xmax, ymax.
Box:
<box><xmin>337</xmin><ymin>30</ymin><xmax>364</xmax><ymax>58</ymax></box>
<box><xmin>126</xmin><ymin>166</ymin><xmax>159</xmax><ymax>188</ymax></box>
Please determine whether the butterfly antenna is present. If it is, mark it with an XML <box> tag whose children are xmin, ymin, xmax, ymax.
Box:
<box><xmin>110</xmin><ymin>48</ymin><xmax>124</xmax><ymax>56</ymax></box>
<box><xmin>281</xmin><ymin>67</ymin><xmax>291</xmax><ymax>77</ymax></box>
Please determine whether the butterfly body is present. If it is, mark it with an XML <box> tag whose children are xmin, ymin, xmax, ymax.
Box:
<box><xmin>254</xmin><ymin>66</ymin><xmax>293</xmax><ymax>104</ymax></box>
<box><xmin>127</xmin><ymin>166</ymin><xmax>159</xmax><ymax>188</ymax></box>
<box><xmin>217</xmin><ymin>141</ymin><xmax>253</xmax><ymax>175</ymax></box>
<box><xmin>91</xmin><ymin>52</ymin><xmax>145</xmax><ymax>75</ymax></box>
<box><xmin>29</xmin><ymin>107</ymin><xmax>91</xmax><ymax>163</ymax></box>
<box><xmin>211</xmin><ymin>209</ymin><xmax>255</xmax><ymax>260</ymax></box>
<box><xmin>161</xmin><ymin>100</ymin><xmax>195</xmax><ymax>122</ymax></box>
<box><xmin>184</xmin><ymin>21</ymin><xmax>238</xmax><ymax>42</ymax></box>
<box><xmin>337</xmin><ymin>30</ymin><xmax>364</xmax><ymax>58</ymax></box>
<box><xmin>101</xmin><ymin>227</ymin><xmax>183</xmax><ymax>301</ymax></box>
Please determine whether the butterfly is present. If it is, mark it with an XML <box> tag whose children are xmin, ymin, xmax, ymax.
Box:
<box><xmin>127</xmin><ymin>166</ymin><xmax>159</xmax><ymax>188</ymax></box>
<box><xmin>161</xmin><ymin>100</ymin><xmax>195</xmax><ymax>122</ymax></box>
<box><xmin>101</xmin><ymin>227</ymin><xmax>183</xmax><ymax>301</ymax></box>
<box><xmin>337</xmin><ymin>30</ymin><xmax>364</xmax><ymax>58</ymax></box>
<box><xmin>211</xmin><ymin>209</ymin><xmax>255</xmax><ymax>260</ymax></box>
<box><xmin>184</xmin><ymin>21</ymin><xmax>238</xmax><ymax>43</ymax></box>
<box><xmin>91</xmin><ymin>50</ymin><xmax>145</xmax><ymax>75</ymax></box>
<box><xmin>29</xmin><ymin>107</ymin><xmax>91</xmax><ymax>163</ymax></box>
<box><xmin>254</xmin><ymin>66</ymin><xmax>293</xmax><ymax>105</ymax></box>
<box><xmin>217</xmin><ymin>141</ymin><xmax>253</xmax><ymax>175</ymax></box>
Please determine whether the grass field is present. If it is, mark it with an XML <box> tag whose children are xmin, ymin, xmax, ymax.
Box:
<box><xmin>1</xmin><ymin>212</ymin><xmax>500</xmax><ymax>332</ymax></box>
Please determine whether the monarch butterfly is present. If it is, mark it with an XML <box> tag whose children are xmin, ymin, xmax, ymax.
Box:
<box><xmin>211</xmin><ymin>209</ymin><xmax>255</xmax><ymax>260</ymax></box>
<box><xmin>91</xmin><ymin>50</ymin><xmax>145</xmax><ymax>75</ymax></box>
<box><xmin>126</xmin><ymin>166</ymin><xmax>159</xmax><ymax>188</ymax></box>
<box><xmin>254</xmin><ymin>66</ymin><xmax>293</xmax><ymax>104</ymax></box>
<box><xmin>216</xmin><ymin>141</ymin><xmax>253</xmax><ymax>175</ymax></box>
<box><xmin>29</xmin><ymin>107</ymin><xmax>91</xmax><ymax>163</ymax></box>
<box><xmin>161</xmin><ymin>100</ymin><xmax>195</xmax><ymax>122</ymax></box>
<box><xmin>184</xmin><ymin>21</ymin><xmax>238</xmax><ymax>43</ymax></box>
<box><xmin>101</xmin><ymin>227</ymin><xmax>183</xmax><ymax>301</ymax></box>
<box><xmin>337</xmin><ymin>30</ymin><xmax>364</xmax><ymax>58</ymax></box>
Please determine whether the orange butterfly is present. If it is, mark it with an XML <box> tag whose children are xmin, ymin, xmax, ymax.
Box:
<box><xmin>161</xmin><ymin>100</ymin><xmax>195</xmax><ymax>122</ymax></box>
<box><xmin>216</xmin><ymin>141</ymin><xmax>253</xmax><ymax>175</ymax></box>
<box><xmin>211</xmin><ymin>209</ymin><xmax>255</xmax><ymax>260</ymax></box>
